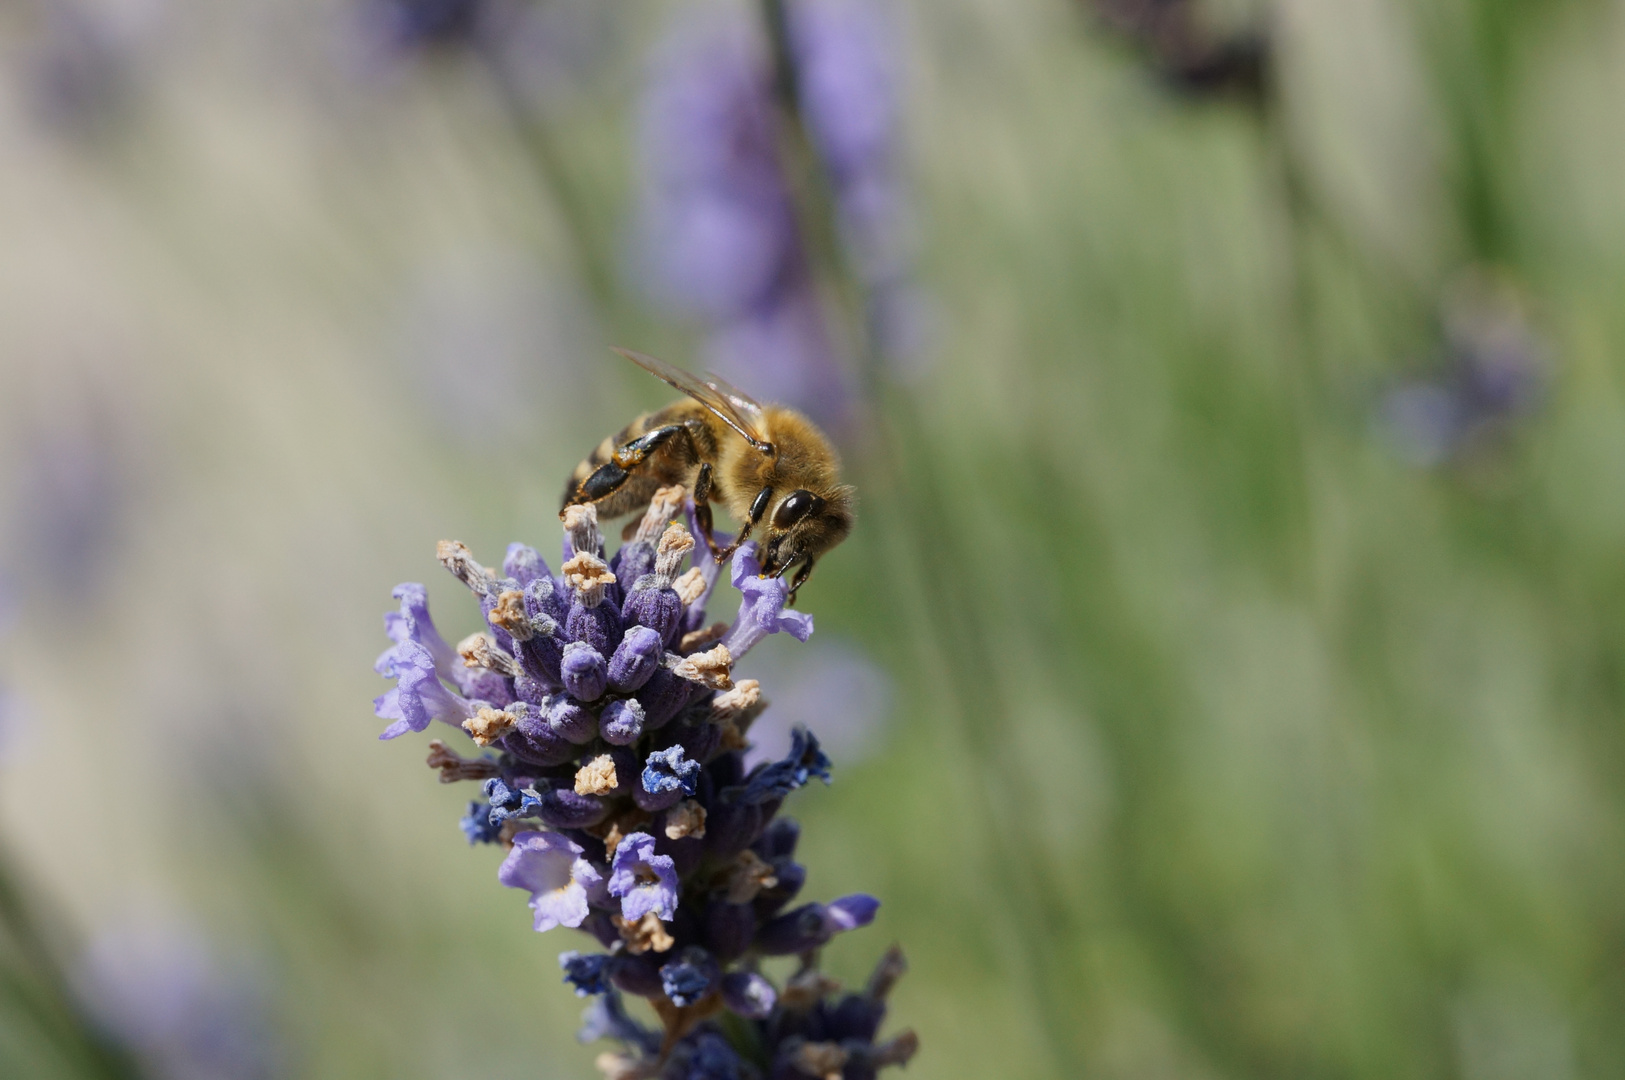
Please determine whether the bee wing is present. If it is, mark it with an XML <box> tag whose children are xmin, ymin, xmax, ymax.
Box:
<box><xmin>611</xmin><ymin>347</ymin><xmax>772</xmax><ymax>453</ymax></box>
<box><xmin>699</xmin><ymin>370</ymin><xmax>766</xmax><ymax>425</ymax></box>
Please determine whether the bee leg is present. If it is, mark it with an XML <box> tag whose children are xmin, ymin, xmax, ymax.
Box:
<box><xmin>692</xmin><ymin>463</ymin><xmax>725</xmax><ymax>559</ymax></box>
<box><xmin>565</xmin><ymin>424</ymin><xmax>697</xmax><ymax>510</ymax></box>
<box><xmin>786</xmin><ymin>557</ymin><xmax>817</xmax><ymax>606</ymax></box>
<box><xmin>691</xmin><ymin>463</ymin><xmax>757</xmax><ymax>563</ymax></box>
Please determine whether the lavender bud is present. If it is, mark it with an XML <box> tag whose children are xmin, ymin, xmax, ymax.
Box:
<box><xmin>513</xmin><ymin>671</ymin><xmax>551</xmax><ymax>707</ymax></box>
<box><xmin>702</xmin><ymin>901</ymin><xmax>756</xmax><ymax>962</ymax></box>
<box><xmin>633</xmin><ymin>780</ymin><xmax>685</xmax><ymax>814</ymax></box>
<box><xmin>753</xmin><ymin>861</ymin><xmax>805</xmax><ymax>919</ymax></box>
<box><xmin>703</xmin><ymin>800</ymin><xmax>762</xmax><ymax>862</ymax></box>
<box><xmin>548</xmin><ymin>694</ymin><xmax>598</xmax><ymax>744</ymax></box>
<box><xmin>827</xmin><ymin>993</ymin><xmax>887</xmax><ymax>1043</ymax></box>
<box><xmin>567</xmin><ymin>597</ymin><xmax>623</xmax><ymax>656</ymax></box>
<box><xmin>500</xmin><ymin>708</ymin><xmax>578</xmax><ymax>767</ymax></box>
<box><xmin>609</xmin><ymin>952</ymin><xmax>664</xmax><ymax>998</ymax></box>
<box><xmin>608</xmin><ymin>626</ymin><xmax>664</xmax><ymax>693</ymax></box>
<box><xmin>756</xmin><ymin>903</ymin><xmax>829</xmax><ymax>956</ymax></box>
<box><xmin>564</xmin><ymin>553</ymin><xmax>623</xmax><ymax>653</ymax></box>
<box><xmin>720</xmin><ymin>971</ymin><xmax>776</xmax><ymax>1019</ymax></box>
<box><xmin>633</xmin><ymin>667</ymin><xmax>691</xmax><ymax>729</ymax></box>
<box><xmin>503</xmin><ymin>543</ymin><xmax>550</xmax><ymax>587</ymax></box>
<box><xmin>525</xmin><ymin>574</ymin><xmax>568</xmax><ymax>625</ymax></box>
<box><xmin>615</xmin><ymin>541</ymin><xmax>657</xmax><ymax>589</ymax></box>
<box><xmin>656</xmin><ymin>717</ymin><xmax>722</xmax><ymax>767</ymax></box>
<box><xmin>561</xmin><ymin>642</ymin><xmax>608</xmax><ymax>702</ymax></box>
<box><xmin>535</xmin><ymin>787</ymin><xmax>608</xmax><ymax>829</ymax></box>
<box><xmin>622</xmin><ymin>577</ymin><xmax>684</xmax><ymax>643</ymax></box>
<box><xmin>600</xmin><ymin>699</ymin><xmax>647</xmax><ymax>746</ymax></box>
<box><xmin>755</xmin><ymin>817</ymin><xmax>801</xmax><ymax>860</ymax></box>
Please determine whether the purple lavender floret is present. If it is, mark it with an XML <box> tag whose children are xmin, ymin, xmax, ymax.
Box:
<box><xmin>608</xmin><ymin>832</ymin><xmax>680</xmax><ymax>923</ymax></box>
<box><xmin>499</xmin><ymin>831</ymin><xmax>603</xmax><ymax>932</ymax></box>
<box><xmin>371</xmin><ymin>495</ymin><xmax>913</xmax><ymax>1075</ymax></box>
<box><xmin>373</xmin><ymin>640</ymin><xmax>477</xmax><ymax>740</ymax></box>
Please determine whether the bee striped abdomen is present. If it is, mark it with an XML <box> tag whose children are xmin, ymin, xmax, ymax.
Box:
<box><xmin>562</xmin><ymin>404</ymin><xmax>719</xmax><ymax>518</ymax></box>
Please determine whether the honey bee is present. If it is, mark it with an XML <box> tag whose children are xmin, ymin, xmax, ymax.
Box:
<box><xmin>562</xmin><ymin>348</ymin><xmax>854</xmax><ymax>603</ymax></box>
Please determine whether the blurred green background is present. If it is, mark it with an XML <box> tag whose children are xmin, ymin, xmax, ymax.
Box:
<box><xmin>3</xmin><ymin>0</ymin><xmax>1625</xmax><ymax>1076</ymax></box>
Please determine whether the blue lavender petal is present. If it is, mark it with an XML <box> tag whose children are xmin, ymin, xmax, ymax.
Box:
<box><xmin>726</xmin><ymin>726</ymin><xmax>831</xmax><ymax>804</ymax></box>
<box><xmin>577</xmin><ymin>992</ymin><xmax>658</xmax><ymax>1052</ymax></box>
<box><xmin>643</xmin><ymin>744</ymin><xmax>702</xmax><ymax>798</ymax></box>
<box><xmin>659</xmin><ymin>947</ymin><xmax>719</xmax><ymax>1007</ymax></box>
<box><xmin>459</xmin><ymin>800</ymin><xmax>501</xmax><ymax>845</ymax></box>
<box><xmin>559</xmin><ymin>951</ymin><xmax>615</xmax><ymax>997</ymax></box>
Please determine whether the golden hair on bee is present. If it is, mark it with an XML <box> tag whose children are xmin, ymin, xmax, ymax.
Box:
<box><xmin>562</xmin><ymin>349</ymin><xmax>854</xmax><ymax>604</ymax></box>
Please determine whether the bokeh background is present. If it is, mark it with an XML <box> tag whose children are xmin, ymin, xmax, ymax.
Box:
<box><xmin>3</xmin><ymin>0</ymin><xmax>1625</xmax><ymax>1076</ymax></box>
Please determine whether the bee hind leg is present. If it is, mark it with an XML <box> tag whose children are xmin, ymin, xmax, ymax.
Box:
<box><xmin>563</xmin><ymin>423</ymin><xmax>696</xmax><ymax>515</ymax></box>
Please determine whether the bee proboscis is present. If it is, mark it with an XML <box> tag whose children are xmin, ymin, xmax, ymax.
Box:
<box><xmin>562</xmin><ymin>348</ymin><xmax>854</xmax><ymax>603</ymax></box>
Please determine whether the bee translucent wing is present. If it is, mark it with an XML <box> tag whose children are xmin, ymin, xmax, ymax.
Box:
<box><xmin>611</xmin><ymin>347</ymin><xmax>771</xmax><ymax>452</ymax></box>
<box><xmin>700</xmin><ymin>370</ymin><xmax>766</xmax><ymax>425</ymax></box>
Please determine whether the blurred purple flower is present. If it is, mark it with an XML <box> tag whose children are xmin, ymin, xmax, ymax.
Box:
<box><xmin>25</xmin><ymin>0</ymin><xmax>162</xmax><ymax>135</ymax></box>
<box><xmin>79</xmin><ymin>916</ymin><xmax>279</xmax><ymax>1080</ymax></box>
<box><xmin>632</xmin><ymin>1</ymin><xmax>918</xmax><ymax>422</ymax></box>
<box><xmin>7</xmin><ymin>392</ymin><xmax>133</xmax><ymax>602</ymax></box>
<box><xmin>357</xmin><ymin>0</ymin><xmax>487</xmax><ymax>54</ymax></box>
<box><xmin>1378</xmin><ymin>274</ymin><xmax>1547</xmax><ymax>467</ymax></box>
<box><xmin>744</xmin><ymin>636</ymin><xmax>892</xmax><ymax>769</ymax></box>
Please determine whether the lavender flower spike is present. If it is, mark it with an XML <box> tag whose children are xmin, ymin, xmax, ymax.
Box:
<box><xmin>372</xmin><ymin>485</ymin><xmax>912</xmax><ymax>1074</ymax></box>
<box><xmin>607</xmin><ymin>832</ymin><xmax>679</xmax><ymax>923</ymax></box>
<box><xmin>498</xmin><ymin>832</ymin><xmax>605</xmax><ymax>933</ymax></box>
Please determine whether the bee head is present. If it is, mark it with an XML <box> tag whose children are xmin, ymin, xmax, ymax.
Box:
<box><xmin>758</xmin><ymin>484</ymin><xmax>855</xmax><ymax>577</ymax></box>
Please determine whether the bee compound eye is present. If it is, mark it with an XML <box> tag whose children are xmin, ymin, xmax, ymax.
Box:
<box><xmin>772</xmin><ymin>489</ymin><xmax>818</xmax><ymax>529</ymax></box>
